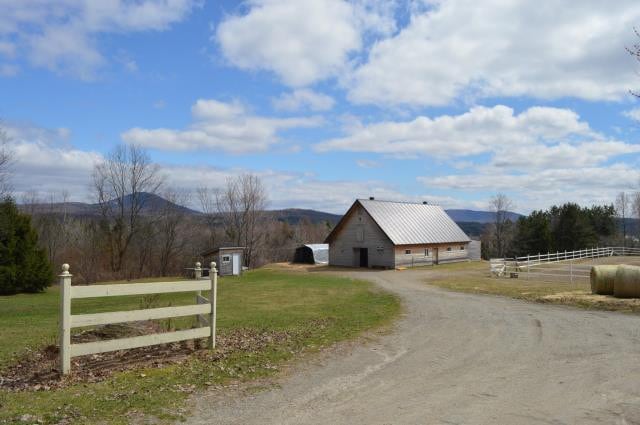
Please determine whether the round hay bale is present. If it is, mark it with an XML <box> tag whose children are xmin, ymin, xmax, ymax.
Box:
<box><xmin>590</xmin><ymin>265</ymin><xmax>617</xmax><ymax>295</ymax></box>
<box><xmin>614</xmin><ymin>265</ymin><xmax>640</xmax><ymax>298</ymax></box>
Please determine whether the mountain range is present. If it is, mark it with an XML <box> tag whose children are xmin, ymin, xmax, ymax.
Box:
<box><xmin>19</xmin><ymin>192</ymin><xmax>521</xmax><ymax>235</ymax></box>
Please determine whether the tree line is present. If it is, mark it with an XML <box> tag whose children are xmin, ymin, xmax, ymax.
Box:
<box><xmin>481</xmin><ymin>192</ymin><xmax>639</xmax><ymax>259</ymax></box>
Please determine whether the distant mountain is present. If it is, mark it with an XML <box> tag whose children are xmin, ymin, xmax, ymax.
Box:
<box><xmin>19</xmin><ymin>192</ymin><xmax>200</xmax><ymax>217</ymax></box>
<box><xmin>455</xmin><ymin>221</ymin><xmax>488</xmax><ymax>238</ymax></box>
<box><xmin>19</xmin><ymin>194</ymin><xmax>520</xmax><ymax>231</ymax></box>
<box><xmin>271</xmin><ymin>208</ymin><xmax>341</xmax><ymax>225</ymax></box>
<box><xmin>445</xmin><ymin>209</ymin><xmax>522</xmax><ymax>224</ymax></box>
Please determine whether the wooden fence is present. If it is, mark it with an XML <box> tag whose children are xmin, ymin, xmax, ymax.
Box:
<box><xmin>59</xmin><ymin>262</ymin><xmax>218</xmax><ymax>375</ymax></box>
<box><xmin>489</xmin><ymin>247</ymin><xmax>640</xmax><ymax>283</ymax></box>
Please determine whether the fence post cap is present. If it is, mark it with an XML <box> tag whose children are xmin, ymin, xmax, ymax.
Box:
<box><xmin>210</xmin><ymin>261</ymin><xmax>217</xmax><ymax>271</ymax></box>
<box><xmin>195</xmin><ymin>262</ymin><xmax>201</xmax><ymax>268</ymax></box>
<box><xmin>60</xmin><ymin>263</ymin><xmax>71</xmax><ymax>276</ymax></box>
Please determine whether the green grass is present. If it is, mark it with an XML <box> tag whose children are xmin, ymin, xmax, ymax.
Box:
<box><xmin>0</xmin><ymin>269</ymin><xmax>400</xmax><ymax>424</ymax></box>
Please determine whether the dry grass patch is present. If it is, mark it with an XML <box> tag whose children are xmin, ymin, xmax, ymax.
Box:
<box><xmin>427</xmin><ymin>261</ymin><xmax>640</xmax><ymax>313</ymax></box>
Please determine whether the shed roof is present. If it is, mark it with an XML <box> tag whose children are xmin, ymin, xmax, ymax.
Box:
<box><xmin>200</xmin><ymin>246</ymin><xmax>245</xmax><ymax>257</ymax></box>
<box><xmin>326</xmin><ymin>199</ymin><xmax>471</xmax><ymax>245</ymax></box>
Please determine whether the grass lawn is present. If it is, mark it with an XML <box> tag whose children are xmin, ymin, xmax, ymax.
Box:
<box><xmin>0</xmin><ymin>269</ymin><xmax>400</xmax><ymax>424</ymax></box>
<box><xmin>427</xmin><ymin>261</ymin><xmax>640</xmax><ymax>313</ymax></box>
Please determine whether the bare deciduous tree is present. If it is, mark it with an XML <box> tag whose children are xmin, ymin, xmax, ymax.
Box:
<box><xmin>216</xmin><ymin>174</ymin><xmax>268</xmax><ymax>268</ymax></box>
<box><xmin>616</xmin><ymin>191</ymin><xmax>630</xmax><ymax>246</ymax></box>
<box><xmin>0</xmin><ymin>125</ymin><xmax>13</xmax><ymax>198</ymax></box>
<box><xmin>196</xmin><ymin>186</ymin><xmax>220</xmax><ymax>247</ymax></box>
<box><xmin>92</xmin><ymin>144</ymin><xmax>163</xmax><ymax>274</ymax></box>
<box><xmin>22</xmin><ymin>190</ymin><xmax>72</xmax><ymax>266</ymax></box>
<box><xmin>489</xmin><ymin>193</ymin><xmax>514</xmax><ymax>258</ymax></box>
<box><xmin>157</xmin><ymin>188</ymin><xmax>191</xmax><ymax>276</ymax></box>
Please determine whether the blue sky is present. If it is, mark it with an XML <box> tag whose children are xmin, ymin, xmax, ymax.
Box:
<box><xmin>2</xmin><ymin>0</ymin><xmax>640</xmax><ymax>213</ymax></box>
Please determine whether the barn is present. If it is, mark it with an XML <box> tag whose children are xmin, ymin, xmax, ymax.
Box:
<box><xmin>325</xmin><ymin>198</ymin><xmax>471</xmax><ymax>268</ymax></box>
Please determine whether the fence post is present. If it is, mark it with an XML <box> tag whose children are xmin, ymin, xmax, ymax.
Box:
<box><xmin>59</xmin><ymin>263</ymin><xmax>72</xmax><ymax>375</ymax></box>
<box><xmin>194</xmin><ymin>262</ymin><xmax>204</xmax><ymax>326</ymax></box>
<box><xmin>527</xmin><ymin>254</ymin><xmax>530</xmax><ymax>280</ymax></box>
<box><xmin>570</xmin><ymin>259</ymin><xmax>573</xmax><ymax>284</ymax></box>
<box><xmin>209</xmin><ymin>262</ymin><xmax>218</xmax><ymax>349</ymax></box>
<box><xmin>194</xmin><ymin>262</ymin><xmax>202</xmax><ymax>280</ymax></box>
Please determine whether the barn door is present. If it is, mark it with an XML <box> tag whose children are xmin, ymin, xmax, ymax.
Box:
<box><xmin>359</xmin><ymin>248</ymin><xmax>368</xmax><ymax>267</ymax></box>
<box><xmin>433</xmin><ymin>248</ymin><xmax>439</xmax><ymax>265</ymax></box>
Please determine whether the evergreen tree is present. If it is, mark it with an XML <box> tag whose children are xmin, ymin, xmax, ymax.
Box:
<box><xmin>0</xmin><ymin>198</ymin><xmax>53</xmax><ymax>294</ymax></box>
<box><xmin>512</xmin><ymin>210</ymin><xmax>552</xmax><ymax>256</ymax></box>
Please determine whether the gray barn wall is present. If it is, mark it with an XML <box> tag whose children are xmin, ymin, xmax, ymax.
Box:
<box><xmin>328</xmin><ymin>204</ymin><xmax>395</xmax><ymax>268</ymax></box>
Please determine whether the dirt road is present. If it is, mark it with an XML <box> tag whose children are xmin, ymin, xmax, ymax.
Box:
<box><xmin>186</xmin><ymin>269</ymin><xmax>640</xmax><ymax>424</ymax></box>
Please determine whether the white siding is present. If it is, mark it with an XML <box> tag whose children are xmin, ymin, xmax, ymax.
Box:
<box><xmin>394</xmin><ymin>243</ymin><xmax>470</xmax><ymax>268</ymax></box>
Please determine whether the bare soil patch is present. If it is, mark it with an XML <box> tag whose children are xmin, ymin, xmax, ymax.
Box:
<box><xmin>0</xmin><ymin>322</ymin><xmax>296</xmax><ymax>392</ymax></box>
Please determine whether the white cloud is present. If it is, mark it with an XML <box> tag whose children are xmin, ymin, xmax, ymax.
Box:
<box><xmin>1</xmin><ymin>121</ymin><xmax>102</xmax><ymax>199</ymax></box>
<box><xmin>122</xmin><ymin>99</ymin><xmax>322</xmax><ymax>153</ymax></box>
<box><xmin>215</xmin><ymin>0</ymin><xmax>396</xmax><ymax>87</ymax></box>
<box><xmin>348</xmin><ymin>0</ymin><xmax>640</xmax><ymax>105</ymax></box>
<box><xmin>2</xmin><ymin>121</ymin><xmax>415</xmax><ymax>213</ymax></box>
<box><xmin>623</xmin><ymin>107</ymin><xmax>640</xmax><ymax>121</ymax></box>
<box><xmin>356</xmin><ymin>159</ymin><xmax>379</xmax><ymax>168</ymax></box>
<box><xmin>316</xmin><ymin>105</ymin><xmax>624</xmax><ymax>164</ymax></box>
<box><xmin>0</xmin><ymin>0</ymin><xmax>199</xmax><ymax>79</ymax></box>
<box><xmin>420</xmin><ymin>164</ymin><xmax>640</xmax><ymax>212</ymax></box>
<box><xmin>272</xmin><ymin>89</ymin><xmax>335</xmax><ymax>112</ymax></box>
<box><xmin>0</xmin><ymin>40</ymin><xmax>15</xmax><ymax>57</ymax></box>
<box><xmin>0</xmin><ymin>63</ymin><xmax>18</xmax><ymax>76</ymax></box>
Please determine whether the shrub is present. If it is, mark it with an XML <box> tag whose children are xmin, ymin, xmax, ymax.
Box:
<box><xmin>0</xmin><ymin>198</ymin><xmax>53</xmax><ymax>294</ymax></box>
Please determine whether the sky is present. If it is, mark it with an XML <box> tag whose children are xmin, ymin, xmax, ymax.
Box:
<box><xmin>2</xmin><ymin>0</ymin><xmax>640</xmax><ymax>214</ymax></box>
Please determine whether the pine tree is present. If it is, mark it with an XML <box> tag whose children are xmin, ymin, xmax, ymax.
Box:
<box><xmin>0</xmin><ymin>198</ymin><xmax>53</xmax><ymax>294</ymax></box>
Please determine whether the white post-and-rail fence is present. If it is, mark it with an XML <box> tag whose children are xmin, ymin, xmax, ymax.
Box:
<box><xmin>490</xmin><ymin>246</ymin><xmax>640</xmax><ymax>283</ymax></box>
<box><xmin>59</xmin><ymin>261</ymin><xmax>218</xmax><ymax>375</ymax></box>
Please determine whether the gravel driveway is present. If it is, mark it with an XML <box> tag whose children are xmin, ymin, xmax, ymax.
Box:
<box><xmin>186</xmin><ymin>268</ymin><xmax>640</xmax><ymax>425</ymax></box>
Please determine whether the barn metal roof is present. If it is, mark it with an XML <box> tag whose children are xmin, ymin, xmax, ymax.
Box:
<box><xmin>356</xmin><ymin>199</ymin><xmax>471</xmax><ymax>245</ymax></box>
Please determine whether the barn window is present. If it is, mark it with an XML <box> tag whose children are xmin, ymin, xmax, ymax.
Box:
<box><xmin>447</xmin><ymin>247</ymin><xmax>452</xmax><ymax>251</ymax></box>
<box><xmin>424</xmin><ymin>248</ymin><xmax>429</xmax><ymax>256</ymax></box>
<box><xmin>460</xmin><ymin>246</ymin><xmax>465</xmax><ymax>250</ymax></box>
<box><xmin>376</xmin><ymin>246</ymin><xmax>384</xmax><ymax>253</ymax></box>
<box><xmin>405</xmin><ymin>249</ymin><xmax>411</xmax><ymax>255</ymax></box>
<box><xmin>222</xmin><ymin>255</ymin><xmax>231</xmax><ymax>263</ymax></box>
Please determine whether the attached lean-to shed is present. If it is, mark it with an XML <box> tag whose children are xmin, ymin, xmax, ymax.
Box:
<box><xmin>293</xmin><ymin>244</ymin><xmax>329</xmax><ymax>264</ymax></box>
<box><xmin>201</xmin><ymin>247</ymin><xmax>245</xmax><ymax>276</ymax></box>
<box><xmin>325</xmin><ymin>198</ymin><xmax>472</xmax><ymax>269</ymax></box>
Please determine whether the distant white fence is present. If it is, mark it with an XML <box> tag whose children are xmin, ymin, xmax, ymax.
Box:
<box><xmin>59</xmin><ymin>262</ymin><xmax>218</xmax><ymax>375</ymax></box>
<box><xmin>490</xmin><ymin>247</ymin><xmax>640</xmax><ymax>283</ymax></box>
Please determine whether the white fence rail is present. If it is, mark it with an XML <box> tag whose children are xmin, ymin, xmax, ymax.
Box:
<box><xmin>490</xmin><ymin>247</ymin><xmax>640</xmax><ymax>283</ymax></box>
<box><xmin>59</xmin><ymin>261</ymin><xmax>218</xmax><ymax>375</ymax></box>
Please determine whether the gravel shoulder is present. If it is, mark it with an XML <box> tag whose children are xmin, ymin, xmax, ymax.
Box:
<box><xmin>186</xmin><ymin>268</ymin><xmax>640</xmax><ymax>425</ymax></box>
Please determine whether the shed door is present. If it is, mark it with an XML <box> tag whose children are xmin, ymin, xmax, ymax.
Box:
<box><xmin>232</xmin><ymin>253</ymin><xmax>241</xmax><ymax>275</ymax></box>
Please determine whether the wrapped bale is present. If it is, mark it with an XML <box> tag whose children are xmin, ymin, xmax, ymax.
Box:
<box><xmin>590</xmin><ymin>265</ymin><xmax>617</xmax><ymax>295</ymax></box>
<box><xmin>614</xmin><ymin>265</ymin><xmax>640</xmax><ymax>298</ymax></box>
